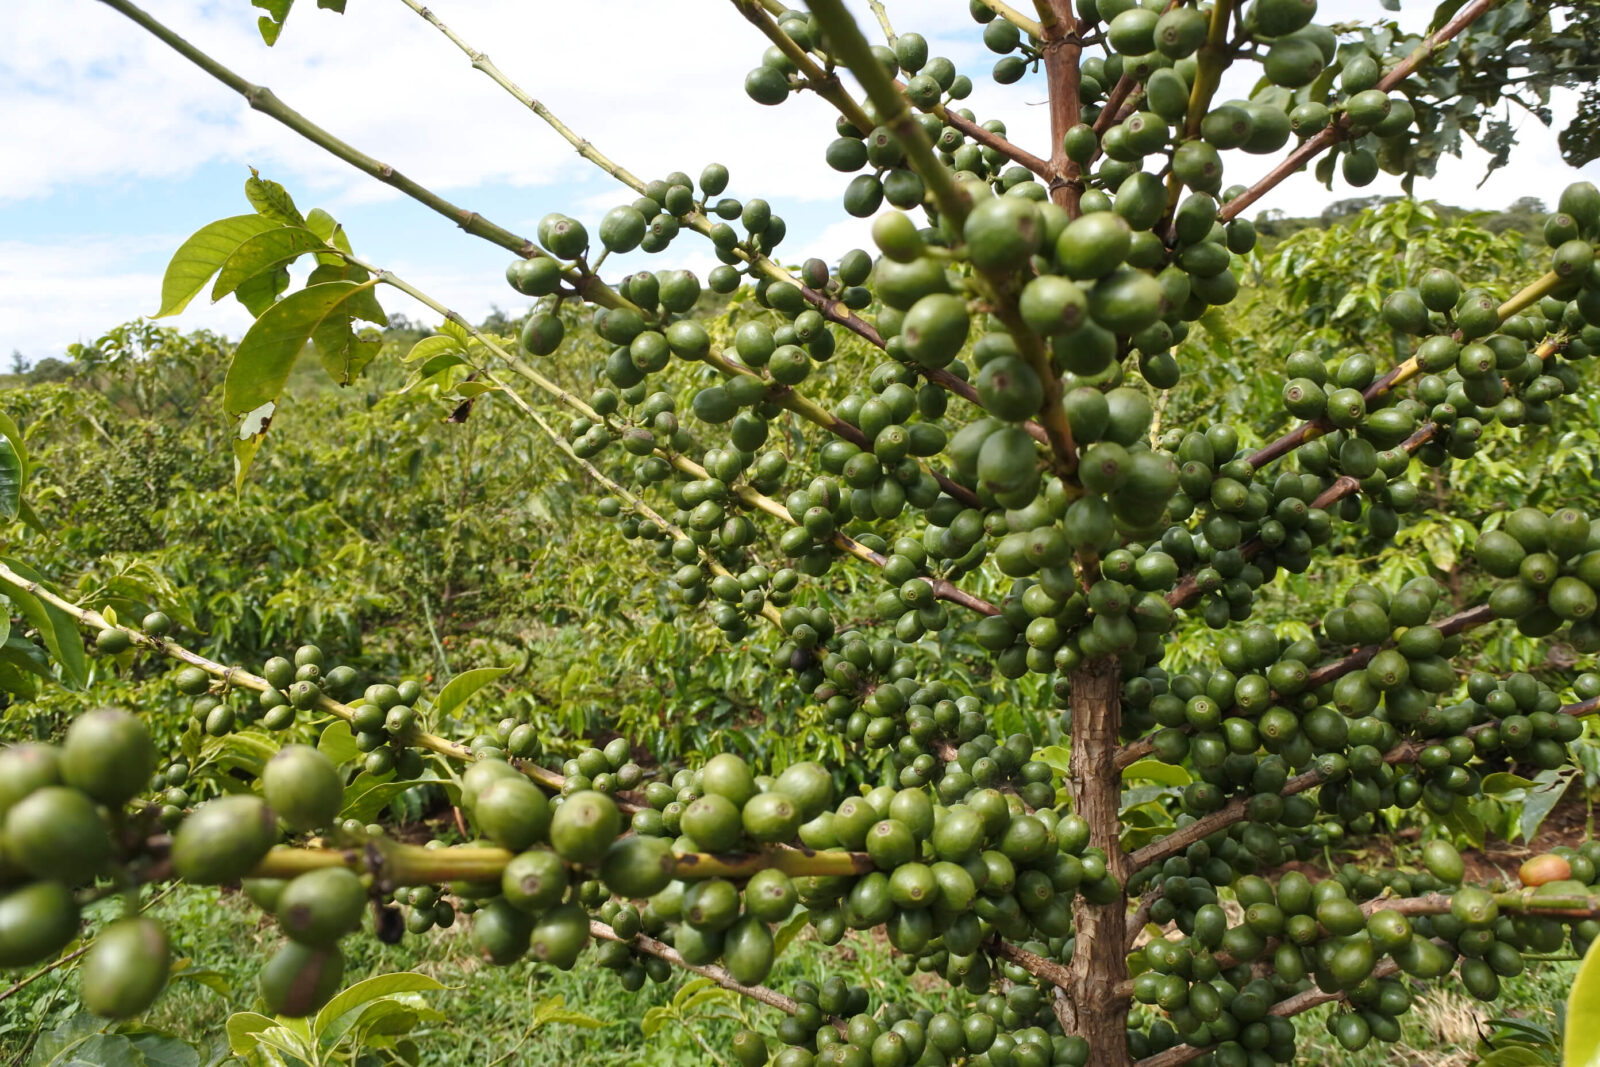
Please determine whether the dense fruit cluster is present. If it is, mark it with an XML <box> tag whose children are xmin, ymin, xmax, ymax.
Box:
<box><xmin>0</xmin><ymin>709</ymin><xmax>166</xmax><ymax>1016</ymax></box>
<box><xmin>11</xmin><ymin>0</ymin><xmax>1600</xmax><ymax>1064</ymax></box>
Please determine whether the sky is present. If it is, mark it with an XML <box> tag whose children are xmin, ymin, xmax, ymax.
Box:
<box><xmin>2</xmin><ymin>0</ymin><xmax>1596</xmax><ymax>365</ymax></box>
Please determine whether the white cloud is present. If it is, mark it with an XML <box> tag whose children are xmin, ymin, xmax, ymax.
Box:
<box><xmin>0</xmin><ymin>236</ymin><xmax>254</xmax><ymax>358</ymax></box>
<box><xmin>2</xmin><ymin>0</ymin><xmax>1598</xmax><ymax>362</ymax></box>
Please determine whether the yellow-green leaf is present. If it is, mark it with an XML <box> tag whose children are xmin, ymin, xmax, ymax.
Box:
<box><xmin>157</xmin><ymin>215</ymin><xmax>282</xmax><ymax>318</ymax></box>
<box><xmin>1566</xmin><ymin>935</ymin><xmax>1600</xmax><ymax>1067</ymax></box>
<box><xmin>212</xmin><ymin>227</ymin><xmax>331</xmax><ymax>303</ymax></box>
<box><xmin>224</xmin><ymin>281</ymin><xmax>376</xmax><ymax>417</ymax></box>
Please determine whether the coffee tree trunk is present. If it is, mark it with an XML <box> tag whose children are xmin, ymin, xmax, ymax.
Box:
<box><xmin>1061</xmin><ymin>659</ymin><xmax>1131</xmax><ymax>1062</ymax></box>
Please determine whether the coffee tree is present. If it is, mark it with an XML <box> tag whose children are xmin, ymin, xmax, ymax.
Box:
<box><xmin>5</xmin><ymin>0</ymin><xmax>1600</xmax><ymax>1064</ymax></box>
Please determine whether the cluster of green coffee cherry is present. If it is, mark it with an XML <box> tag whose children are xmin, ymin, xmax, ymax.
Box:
<box><xmin>766</xmin><ymin>983</ymin><xmax>1094</xmax><ymax>1067</ymax></box>
<box><xmin>1115</xmin><ymin>569</ymin><xmax>1590</xmax><ymax>816</ymax></box>
<box><xmin>0</xmin><ymin>710</ymin><xmax>169</xmax><ymax>1017</ymax></box>
<box><xmin>1476</xmin><ymin>504</ymin><xmax>1600</xmax><ymax>650</ymax></box>
<box><xmin>1128</xmin><ymin>837</ymin><xmax>1600</xmax><ymax>1060</ymax></box>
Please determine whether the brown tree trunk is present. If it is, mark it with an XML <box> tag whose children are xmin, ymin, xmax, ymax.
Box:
<box><xmin>1057</xmin><ymin>656</ymin><xmax>1132</xmax><ymax>1067</ymax></box>
<box><xmin>1038</xmin><ymin>0</ymin><xmax>1083</xmax><ymax>214</ymax></box>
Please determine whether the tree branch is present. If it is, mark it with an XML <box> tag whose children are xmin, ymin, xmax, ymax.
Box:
<box><xmin>591</xmin><ymin>920</ymin><xmax>848</xmax><ymax>1032</ymax></box>
<box><xmin>94</xmin><ymin>0</ymin><xmax>632</xmax><ymax>311</ymax></box>
<box><xmin>1219</xmin><ymin>0</ymin><xmax>1500</xmax><ymax>223</ymax></box>
<box><xmin>1039</xmin><ymin>0</ymin><xmax>1084</xmax><ymax>212</ymax></box>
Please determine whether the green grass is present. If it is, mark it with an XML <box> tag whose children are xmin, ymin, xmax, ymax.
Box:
<box><xmin>0</xmin><ymin>885</ymin><xmax>1578</xmax><ymax>1067</ymax></box>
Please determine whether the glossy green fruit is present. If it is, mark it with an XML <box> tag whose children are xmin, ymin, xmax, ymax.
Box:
<box><xmin>171</xmin><ymin>795</ymin><xmax>277</xmax><ymax>885</ymax></box>
<box><xmin>459</xmin><ymin>759</ymin><xmax>522</xmax><ymax>810</ymax></box>
<box><xmin>262</xmin><ymin>745</ymin><xmax>343</xmax><ymax>833</ymax></box>
<box><xmin>963</xmin><ymin>196</ymin><xmax>1042</xmax><ymax>272</ymax></box>
<box><xmin>1155</xmin><ymin>5</ymin><xmax>1208</xmax><ymax>57</ymax></box>
<box><xmin>1422</xmin><ymin>839</ymin><xmax>1465</xmax><ymax>884</ymax></box>
<box><xmin>682</xmin><ymin>793</ymin><xmax>743</xmax><ymax>852</ymax></box>
<box><xmin>701</xmin><ymin>753</ymin><xmax>758</xmax><ymax>807</ymax></box>
<box><xmin>1264</xmin><ymin>34</ymin><xmax>1325</xmax><ymax>87</ymax></box>
<box><xmin>538</xmin><ymin>213</ymin><xmax>588</xmax><ymax>259</ymax></box>
<box><xmin>599</xmin><ymin>206</ymin><xmax>647</xmax><ymax>254</ymax></box>
<box><xmin>724</xmin><ymin>914</ymin><xmax>776</xmax><ymax>985</ymax></box>
<box><xmin>601</xmin><ymin>834</ymin><xmax>675</xmax><ymax>899</ymax></box>
<box><xmin>1020</xmin><ymin>275</ymin><xmax>1088</xmax><ymax>336</ymax></box>
<box><xmin>1382</xmin><ymin>290</ymin><xmax>1429</xmax><ymax>334</ymax></box>
<box><xmin>1342</xmin><ymin>148</ymin><xmax>1379</xmax><ymax>187</ymax></box>
<box><xmin>4</xmin><ymin>786</ymin><xmax>111</xmax><ymax>885</ymax></box>
<box><xmin>745</xmin><ymin>868</ymin><xmax>799</xmax><ymax>921</ymax></box>
<box><xmin>276</xmin><ymin>867</ymin><xmax>366</xmax><ymax>947</ymax></box>
<box><xmin>529</xmin><ymin>902</ymin><xmax>590</xmax><ymax>969</ymax></box>
<box><xmin>774</xmin><ymin>763</ymin><xmax>834</xmax><ymax>820</ymax></box>
<box><xmin>174</xmin><ymin>667</ymin><xmax>211</xmax><ymax>695</ymax></box>
<box><xmin>977</xmin><ymin>357</ymin><xmax>1044</xmax><ymax>421</ymax></box>
<box><xmin>1088</xmin><ymin>268</ymin><xmax>1163</xmax><ymax>334</ymax></box>
<box><xmin>732</xmin><ymin>1029</ymin><xmax>769</xmax><ymax>1067</ymax></box>
<box><xmin>0</xmin><ymin>880</ymin><xmax>79</xmax><ymax>968</ymax></box>
<box><xmin>520</xmin><ymin>312</ymin><xmax>564</xmax><ymax>356</ymax></box>
<box><xmin>260</xmin><ymin>941</ymin><xmax>344</xmax><ymax>1016</ymax></box>
<box><xmin>549</xmin><ymin>791</ymin><xmax>620</xmax><ymax>866</ymax></box>
<box><xmin>0</xmin><ymin>743</ymin><xmax>61</xmax><ymax>821</ymax></box>
<box><xmin>743</xmin><ymin>791</ymin><xmax>803</xmax><ymax>843</ymax></box>
<box><xmin>902</xmin><ymin>294</ymin><xmax>971</xmax><ymax>368</ymax></box>
<box><xmin>475</xmin><ymin>777</ymin><xmax>552</xmax><ymax>852</ymax></box>
<box><xmin>95</xmin><ymin>628</ymin><xmax>131</xmax><ymax>654</ymax></box>
<box><xmin>80</xmin><ymin>918</ymin><xmax>169</xmax><ymax>1018</ymax></box>
<box><xmin>507</xmin><ymin>256</ymin><xmax>562</xmax><ymax>296</ymax></box>
<box><xmin>501</xmin><ymin>849</ymin><xmax>568</xmax><ymax>914</ymax></box>
<box><xmin>1055</xmin><ymin>212</ymin><xmax>1131</xmax><ymax>280</ymax></box>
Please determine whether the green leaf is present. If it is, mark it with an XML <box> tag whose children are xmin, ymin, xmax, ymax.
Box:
<box><xmin>167</xmin><ymin>961</ymin><xmax>232</xmax><ymax>998</ymax></box>
<box><xmin>202</xmin><ymin>730</ymin><xmax>278</xmax><ymax>779</ymax></box>
<box><xmin>212</xmin><ymin>227</ymin><xmax>330</xmax><ymax>303</ymax></box>
<box><xmin>0</xmin><ymin>559</ymin><xmax>86</xmax><ymax>689</ymax></box>
<box><xmin>1439</xmin><ymin>802</ymin><xmax>1486</xmax><ymax>850</ymax></box>
<box><xmin>232</xmin><ymin>427</ymin><xmax>268</xmax><ymax>493</ymax></box>
<box><xmin>433</xmin><ymin>666</ymin><xmax>512</xmax><ymax>720</ymax></box>
<box><xmin>225</xmin><ymin>1013</ymin><xmax>279</xmax><ymax>1056</ymax></box>
<box><xmin>0</xmin><ymin>409</ymin><xmax>31</xmax><ymax>480</ymax></box>
<box><xmin>156</xmin><ymin>215</ymin><xmax>281</xmax><ymax>318</ymax></box>
<box><xmin>1421</xmin><ymin>524</ymin><xmax>1459</xmax><ymax>572</ymax></box>
<box><xmin>235</xmin><ymin>264</ymin><xmax>290</xmax><ymax>317</ymax></box>
<box><xmin>639</xmin><ymin>1005</ymin><xmax>669</xmax><ymax>1038</ymax></box>
<box><xmin>318</xmin><ymin>721</ymin><xmax>361</xmax><ymax>766</ymax></box>
<box><xmin>304</xmin><ymin>263</ymin><xmax>386</xmax><ymax>385</ymax></box>
<box><xmin>315</xmin><ymin>974</ymin><xmax>445</xmax><ymax>1035</ymax></box>
<box><xmin>245</xmin><ymin>169</ymin><xmax>306</xmax><ymax>225</ymax></box>
<box><xmin>1520</xmin><ymin>771</ymin><xmax>1572</xmax><ymax>842</ymax></box>
<box><xmin>404</xmin><ymin>335</ymin><xmax>464</xmax><ymax>363</ymax></box>
<box><xmin>348</xmin><ymin>1002</ymin><xmax>421</xmax><ymax>1049</ymax></box>
<box><xmin>304</xmin><ymin>208</ymin><xmax>353</xmax><ymax>261</ymax></box>
<box><xmin>124</xmin><ymin>1033</ymin><xmax>201</xmax><ymax>1067</ymax></box>
<box><xmin>0</xmin><ymin>436</ymin><xmax>21</xmax><ymax>522</ymax></box>
<box><xmin>531</xmin><ymin>994</ymin><xmax>603</xmax><ymax>1030</ymax></box>
<box><xmin>224</xmin><ymin>281</ymin><xmax>377</xmax><ymax>417</ymax></box>
<box><xmin>54</xmin><ymin>1036</ymin><xmax>146</xmax><ymax>1067</ymax></box>
<box><xmin>1038</xmin><ymin>745</ymin><xmax>1071</xmax><ymax>775</ymax></box>
<box><xmin>1566</xmin><ymin>934</ymin><xmax>1600</xmax><ymax>1067</ymax></box>
<box><xmin>773</xmin><ymin>910</ymin><xmax>810</xmax><ymax>956</ymax></box>
<box><xmin>1122</xmin><ymin>758</ymin><xmax>1191</xmax><ymax>787</ymax></box>
<box><xmin>1481</xmin><ymin>772</ymin><xmax>1537</xmax><ymax>795</ymax></box>
<box><xmin>340</xmin><ymin>772</ymin><xmax>423</xmax><ymax>822</ymax></box>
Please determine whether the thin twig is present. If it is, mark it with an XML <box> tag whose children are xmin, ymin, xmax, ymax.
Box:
<box><xmin>1219</xmin><ymin>0</ymin><xmax>1499</xmax><ymax>223</ymax></box>
<box><xmin>93</xmin><ymin>0</ymin><xmax>631</xmax><ymax>311</ymax></box>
